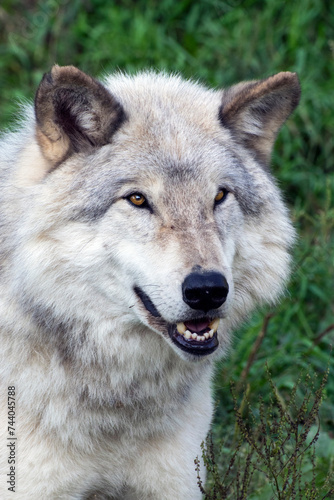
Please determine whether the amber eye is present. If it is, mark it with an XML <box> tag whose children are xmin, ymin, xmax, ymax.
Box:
<box><xmin>214</xmin><ymin>188</ymin><xmax>228</xmax><ymax>205</ymax></box>
<box><xmin>128</xmin><ymin>193</ymin><xmax>147</xmax><ymax>207</ymax></box>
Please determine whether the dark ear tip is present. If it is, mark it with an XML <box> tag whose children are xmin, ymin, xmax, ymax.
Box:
<box><xmin>35</xmin><ymin>65</ymin><xmax>99</xmax><ymax>114</ymax></box>
<box><xmin>270</xmin><ymin>71</ymin><xmax>301</xmax><ymax>105</ymax></box>
<box><xmin>48</xmin><ymin>64</ymin><xmax>93</xmax><ymax>87</ymax></box>
<box><xmin>287</xmin><ymin>71</ymin><xmax>301</xmax><ymax>91</ymax></box>
<box><xmin>268</xmin><ymin>71</ymin><xmax>299</xmax><ymax>83</ymax></box>
<box><xmin>287</xmin><ymin>72</ymin><xmax>301</xmax><ymax>109</ymax></box>
<box><xmin>39</xmin><ymin>65</ymin><xmax>68</xmax><ymax>88</ymax></box>
<box><xmin>50</xmin><ymin>64</ymin><xmax>82</xmax><ymax>76</ymax></box>
<box><xmin>41</xmin><ymin>70</ymin><xmax>54</xmax><ymax>86</ymax></box>
<box><xmin>36</xmin><ymin>66</ymin><xmax>68</xmax><ymax>100</ymax></box>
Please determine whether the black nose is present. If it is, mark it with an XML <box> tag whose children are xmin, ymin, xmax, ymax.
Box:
<box><xmin>182</xmin><ymin>271</ymin><xmax>229</xmax><ymax>312</ymax></box>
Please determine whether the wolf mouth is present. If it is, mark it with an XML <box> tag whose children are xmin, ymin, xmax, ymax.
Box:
<box><xmin>168</xmin><ymin>318</ymin><xmax>219</xmax><ymax>356</ymax></box>
<box><xmin>134</xmin><ymin>287</ymin><xmax>219</xmax><ymax>356</ymax></box>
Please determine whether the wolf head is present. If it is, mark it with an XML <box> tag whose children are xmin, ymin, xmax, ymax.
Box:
<box><xmin>12</xmin><ymin>66</ymin><xmax>300</xmax><ymax>363</ymax></box>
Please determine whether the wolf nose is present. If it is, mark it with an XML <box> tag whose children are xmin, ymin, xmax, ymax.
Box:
<box><xmin>182</xmin><ymin>271</ymin><xmax>229</xmax><ymax>312</ymax></box>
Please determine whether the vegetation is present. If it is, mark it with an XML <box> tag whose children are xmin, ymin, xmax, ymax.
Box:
<box><xmin>196</xmin><ymin>368</ymin><xmax>333</xmax><ymax>499</ymax></box>
<box><xmin>1</xmin><ymin>1</ymin><xmax>333</xmax><ymax>497</ymax></box>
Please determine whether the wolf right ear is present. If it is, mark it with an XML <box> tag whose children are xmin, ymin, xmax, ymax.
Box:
<box><xmin>219</xmin><ymin>72</ymin><xmax>301</xmax><ymax>166</ymax></box>
<box><xmin>34</xmin><ymin>65</ymin><xmax>125</xmax><ymax>168</ymax></box>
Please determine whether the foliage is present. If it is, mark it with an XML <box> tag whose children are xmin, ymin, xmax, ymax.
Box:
<box><xmin>0</xmin><ymin>1</ymin><xmax>333</xmax><ymax>497</ymax></box>
<box><xmin>196</xmin><ymin>368</ymin><xmax>334</xmax><ymax>499</ymax></box>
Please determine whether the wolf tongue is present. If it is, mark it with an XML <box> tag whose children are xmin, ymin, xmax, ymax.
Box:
<box><xmin>184</xmin><ymin>319</ymin><xmax>210</xmax><ymax>334</ymax></box>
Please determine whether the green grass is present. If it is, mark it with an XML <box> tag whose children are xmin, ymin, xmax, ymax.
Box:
<box><xmin>1</xmin><ymin>1</ymin><xmax>333</xmax><ymax>497</ymax></box>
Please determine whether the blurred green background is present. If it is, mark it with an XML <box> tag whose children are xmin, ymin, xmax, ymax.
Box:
<box><xmin>1</xmin><ymin>0</ymin><xmax>333</xmax><ymax>496</ymax></box>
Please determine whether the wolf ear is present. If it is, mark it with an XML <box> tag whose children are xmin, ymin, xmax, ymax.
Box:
<box><xmin>34</xmin><ymin>65</ymin><xmax>125</xmax><ymax>167</ymax></box>
<box><xmin>219</xmin><ymin>72</ymin><xmax>300</xmax><ymax>166</ymax></box>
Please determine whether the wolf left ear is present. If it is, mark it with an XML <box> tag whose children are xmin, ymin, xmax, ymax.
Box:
<box><xmin>219</xmin><ymin>72</ymin><xmax>301</xmax><ymax>166</ymax></box>
<box><xmin>34</xmin><ymin>65</ymin><xmax>125</xmax><ymax>168</ymax></box>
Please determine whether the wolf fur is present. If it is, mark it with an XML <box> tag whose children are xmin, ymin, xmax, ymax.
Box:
<box><xmin>0</xmin><ymin>66</ymin><xmax>300</xmax><ymax>499</ymax></box>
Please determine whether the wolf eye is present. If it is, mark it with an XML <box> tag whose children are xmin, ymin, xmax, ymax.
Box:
<box><xmin>127</xmin><ymin>193</ymin><xmax>147</xmax><ymax>208</ymax></box>
<box><xmin>214</xmin><ymin>188</ymin><xmax>228</xmax><ymax>206</ymax></box>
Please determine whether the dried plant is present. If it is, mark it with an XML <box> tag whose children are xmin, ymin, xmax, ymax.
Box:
<box><xmin>196</xmin><ymin>366</ymin><xmax>333</xmax><ymax>499</ymax></box>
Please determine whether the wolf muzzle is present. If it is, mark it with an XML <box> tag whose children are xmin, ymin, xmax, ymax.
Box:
<box><xmin>135</xmin><ymin>271</ymin><xmax>228</xmax><ymax>357</ymax></box>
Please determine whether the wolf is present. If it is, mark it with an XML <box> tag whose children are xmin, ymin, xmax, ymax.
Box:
<box><xmin>0</xmin><ymin>65</ymin><xmax>300</xmax><ymax>499</ymax></box>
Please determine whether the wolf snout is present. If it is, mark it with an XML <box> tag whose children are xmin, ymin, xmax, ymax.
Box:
<box><xmin>182</xmin><ymin>271</ymin><xmax>229</xmax><ymax>312</ymax></box>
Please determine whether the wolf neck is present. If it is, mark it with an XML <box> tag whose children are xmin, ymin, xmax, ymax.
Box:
<box><xmin>2</xmin><ymin>310</ymin><xmax>213</xmax><ymax>440</ymax></box>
